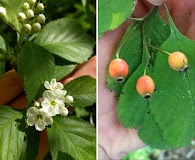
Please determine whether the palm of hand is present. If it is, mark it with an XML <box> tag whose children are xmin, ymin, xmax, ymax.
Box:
<box><xmin>98</xmin><ymin>0</ymin><xmax>194</xmax><ymax>159</ymax></box>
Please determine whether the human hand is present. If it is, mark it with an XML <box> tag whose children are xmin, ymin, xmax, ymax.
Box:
<box><xmin>98</xmin><ymin>0</ymin><xmax>194</xmax><ymax>159</ymax></box>
<box><xmin>0</xmin><ymin>55</ymin><xmax>96</xmax><ymax>159</ymax></box>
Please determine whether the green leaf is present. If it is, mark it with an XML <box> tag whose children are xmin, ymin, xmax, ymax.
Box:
<box><xmin>116</xmin><ymin>9</ymin><xmax>195</xmax><ymax>149</ymax></box>
<box><xmin>98</xmin><ymin>0</ymin><xmax>134</xmax><ymax>37</ymax></box>
<box><xmin>0</xmin><ymin>106</ymin><xmax>25</xmax><ymax>160</ymax></box>
<box><xmin>34</xmin><ymin>18</ymin><xmax>94</xmax><ymax>63</ymax></box>
<box><xmin>64</xmin><ymin>76</ymin><xmax>96</xmax><ymax>108</ymax></box>
<box><xmin>23</xmin><ymin>127</ymin><xmax>40</xmax><ymax>160</ymax></box>
<box><xmin>47</xmin><ymin>116</ymin><xmax>96</xmax><ymax>160</ymax></box>
<box><xmin>54</xmin><ymin>65</ymin><xmax>76</xmax><ymax>81</ymax></box>
<box><xmin>17</xmin><ymin>41</ymin><xmax>55</xmax><ymax>104</ymax></box>
<box><xmin>107</xmin><ymin>8</ymin><xmax>170</xmax><ymax>98</ymax></box>
<box><xmin>0</xmin><ymin>0</ymin><xmax>26</xmax><ymax>31</ymax></box>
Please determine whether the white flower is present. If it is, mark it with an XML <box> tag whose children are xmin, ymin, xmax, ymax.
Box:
<box><xmin>0</xmin><ymin>7</ymin><xmax>6</xmax><ymax>16</ymax></box>
<box><xmin>27</xmin><ymin>107</ymin><xmax>53</xmax><ymax>131</ymax></box>
<box><xmin>44</xmin><ymin>79</ymin><xmax>66</xmax><ymax>96</ymax></box>
<box><xmin>41</xmin><ymin>90</ymin><xmax>66</xmax><ymax>116</ymax></box>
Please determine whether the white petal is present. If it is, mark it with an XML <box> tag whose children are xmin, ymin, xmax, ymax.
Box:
<box><xmin>35</xmin><ymin>120</ymin><xmax>46</xmax><ymax>131</ymax></box>
<box><xmin>60</xmin><ymin>107</ymin><xmax>68</xmax><ymax>116</ymax></box>
<box><xmin>56</xmin><ymin>82</ymin><xmax>63</xmax><ymax>89</ymax></box>
<box><xmin>44</xmin><ymin>81</ymin><xmax>52</xmax><ymax>90</ymax></box>
<box><xmin>41</xmin><ymin>98</ymin><xmax>50</xmax><ymax>108</ymax></box>
<box><xmin>27</xmin><ymin>116</ymin><xmax>37</xmax><ymax>126</ymax></box>
<box><xmin>45</xmin><ymin>116</ymin><xmax>53</xmax><ymax>125</ymax></box>
<box><xmin>42</xmin><ymin>90</ymin><xmax>53</xmax><ymax>99</ymax></box>
<box><xmin>27</xmin><ymin>107</ymin><xmax>38</xmax><ymax>115</ymax></box>
<box><xmin>50</xmin><ymin>79</ymin><xmax>57</xmax><ymax>86</ymax></box>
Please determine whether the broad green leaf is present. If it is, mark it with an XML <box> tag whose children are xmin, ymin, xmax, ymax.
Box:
<box><xmin>0</xmin><ymin>106</ymin><xmax>25</xmax><ymax>160</ymax></box>
<box><xmin>17</xmin><ymin>42</ymin><xmax>55</xmax><ymax>104</ymax></box>
<box><xmin>108</xmin><ymin>8</ymin><xmax>170</xmax><ymax>98</ymax></box>
<box><xmin>98</xmin><ymin>0</ymin><xmax>134</xmax><ymax>37</ymax></box>
<box><xmin>47</xmin><ymin>116</ymin><xmax>96</xmax><ymax>160</ymax></box>
<box><xmin>54</xmin><ymin>65</ymin><xmax>76</xmax><ymax>81</ymax></box>
<box><xmin>34</xmin><ymin>18</ymin><xmax>94</xmax><ymax>63</ymax></box>
<box><xmin>116</xmin><ymin>9</ymin><xmax>195</xmax><ymax>149</ymax></box>
<box><xmin>0</xmin><ymin>0</ymin><xmax>26</xmax><ymax>31</ymax></box>
<box><xmin>64</xmin><ymin>76</ymin><xmax>96</xmax><ymax>108</ymax></box>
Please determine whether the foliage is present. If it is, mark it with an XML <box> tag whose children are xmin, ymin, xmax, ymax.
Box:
<box><xmin>103</xmin><ymin>0</ymin><xmax>195</xmax><ymax>151</ymax></box>
<box><xmin>0</xmin><ymin>0</ymin><xmax>96</xmax><ymax>159</ymax></box>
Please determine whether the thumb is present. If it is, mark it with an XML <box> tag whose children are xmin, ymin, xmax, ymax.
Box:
<box><xmin>147</xmin><ymin>0</ymin><xmax>168</xmax><ymax>6</ymax></box>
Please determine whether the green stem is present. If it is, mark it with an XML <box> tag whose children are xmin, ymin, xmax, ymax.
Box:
<box><xmin>116</xmin><ymin>6</ymin><xmax>158</xmax><ymax>59</ymax></box>
<box><xmin>147</xmin><ymin>44</ymin><xmax>170</xmax><ymax>55</ymax></box>
<box><xmin>15</xmin><ymin>32</ymin><xmax>25</xmax><ymax>57</ymax></box>
<box><xmin>142</xmin><ymin>22</ymin><xmax>151</xmax><ymax>76</ymax></box>
<box><xmin>127</xmin><ymin>17</ymin><xmax>144</xmax><ymax>21</ymax></box>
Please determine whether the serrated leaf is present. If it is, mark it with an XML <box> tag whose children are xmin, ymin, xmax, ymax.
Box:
<box><xmin>98</xmin><ymin>0</ymin><xmax>134</xmax><ymax>37</ymax></box>
<box><xmin>0</xmin><ymin>106</ymin><xmax>25</xmax><ymax>160</ymax></box>
<box><xmin>17</xmin><ymin>42</ymin><xmax>55</xmax><ymax>104</ymax></box>
<box><xmin>0</xmin><ymin>0</ymin><xmax>26</xmax><ymax>31</ymax></box>
<box><xmin>108</xmin><ymin>8</ymin><xmax>170</xmax><ymax>98</ymax></box>
<box><xmin>47</xmin><ymin>116</ymin><xmax>96</xmax><ymax>160</ymax></box>
<box><xmin>116</xmin><ymin>9</ymin><xmax>195</xmax><ymax>149</ymax></box>
<box><xmin>54</xmin><ymin>65</ymin><xmax>76</xmax><ymax>81</ymax></box>
<box><xmin>64</xmin><ymin>76</ymin><xmax>96</xmax><ymax>108</ymax></box>
<box><xmin>34</xmin><ymin>18</ymin><xmax>94</xmax><ymax>63</ymax></box>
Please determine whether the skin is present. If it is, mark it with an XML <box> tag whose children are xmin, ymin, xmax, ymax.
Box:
<box><xmin>98</xmin><ymin>0</ymin><xmax>195</xmax><ymax>159</ymax></box>
<box><xmin>0</xmin><ymin>56</ymin><xmax>96</xmax><ymax>159</ymax></box>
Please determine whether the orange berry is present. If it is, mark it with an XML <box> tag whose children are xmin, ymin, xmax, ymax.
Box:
<box><xmin>168</xmin><ymin>51</ymin><xmax>188</xmax><ymax>72</ymax></box>
<box><xmin>108</xmin><ymin>58</ymin><xmax>128</xmax><ymax>82</ymax></box>
<box><xmin>136</xmin><ymin>75</ymin><xmax>155</xmax><ymax>99</ymax></box>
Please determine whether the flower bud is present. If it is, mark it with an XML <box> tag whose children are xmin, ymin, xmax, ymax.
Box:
<box><xmin>23</xmin><ymin>24</ymin><xmax>32</xmax><ymax>33</ymax></box>
<box><xmin>28</xmin><ymin>0</ymin><xmax>37</xmax><ymax>5</ymax></box>
<box><xmin>34</xmin><ymin>101</ymin><xmax>40</xmax><ymax>107</ymax></box>
<box><xmin>26</xmin><ymin>9</ymin><xmax>34</xmax><ymax>18</ymax></box>
<box><xmin>32</xmin><ymin>23</ymin><xmax>41</xmax><ymax>32</ymax></box>
<box><xmin>65</xmin><ymin>95</ymin><xmax>74</xmax><ymax>103</ymax></box>
<box><xmin>37</xmin><ymin>14</ymin><xmax>46</xmax><ymax>24</ymax></box>
<box><xmin>0</xmin><ymin>6</ymin><xmax>6</xmax><ymax>16</ymax></box>
<box><xmin>36</xmin><ymin>3</ymin><xmax>44</xmax><ymax>12</ymax></box>
<box><xmin>22</xmin><ymin>2</ymin><xmax>30</xmax><ymax>10</ymax></box>
<box><xmin>18</xmin><ymin>12</ymin><xmax>27</xmax><ymax>22</ymax></box>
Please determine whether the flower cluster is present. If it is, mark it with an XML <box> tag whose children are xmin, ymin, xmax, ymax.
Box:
<box><xmin>27</xmin><ymin>79</ymin><xmax>73</xmax><ymax>131</ymax></box>
<box><xmin>17</xmin><ymin>0</ymin><xmax>46</xmax><ymax>34</ymax></box>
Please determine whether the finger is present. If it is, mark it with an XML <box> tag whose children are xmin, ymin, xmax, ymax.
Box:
<box><xmin>62</xmin><ymin>56</ymin><xmax>96</xmax><ymax>85</ymax></box>
<box><xmin>36</xmin><ymin>130</ymin><xmax>50</xmax><ymax>160</ymax></box>
<box><xmin>147</xmin><ymin>0</ymin><xmax>168</xmax><ymax>6</ymax></box>
<box><xmin>0</xmin><ymin>70</ymin><xmax>23</xmax><ymax>105</ymax></box>
<box><xmin>7</xmin><ymin>93</ymin><xmax>27</xmax><ymax>109</ymax></box>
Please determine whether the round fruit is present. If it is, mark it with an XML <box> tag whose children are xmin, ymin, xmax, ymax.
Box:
<box><xmin>168</xmin><ymin>51</ymin><xmax>188</xmax><ymax>72</ymax></box>
<box><xmin>108</xmin><ymin>58</ymin><xmax>128</xmax><ymax>82</ymax></box>
<box><xmin>136</xmin><ymin>75</ymin><xmax>155</xmax><ymax>99</ymax></box>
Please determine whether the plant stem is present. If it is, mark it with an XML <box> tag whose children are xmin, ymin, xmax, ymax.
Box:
<box><xmin>127</xmin><ymin>17</ymin><xmax>144</xmax><ymax>21</ymax></box>
<box><xmin>142</xmin><ymin>22</ymin><xmax>151</xmax><ymax>76</ymax></box>
<box><xmin>146</xmin><ymin>44</ymin><xmax>170</xmax><ymax>55</ymax></box>
<box><xmin>115</xmin><ymin>6</ymin><xmax>158</xmax><ymax>58</ymax></box>
<box><xmin>15</xmin><ymin>32</ymin><xmax>25</xmax><ymax>57</ymax></box>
